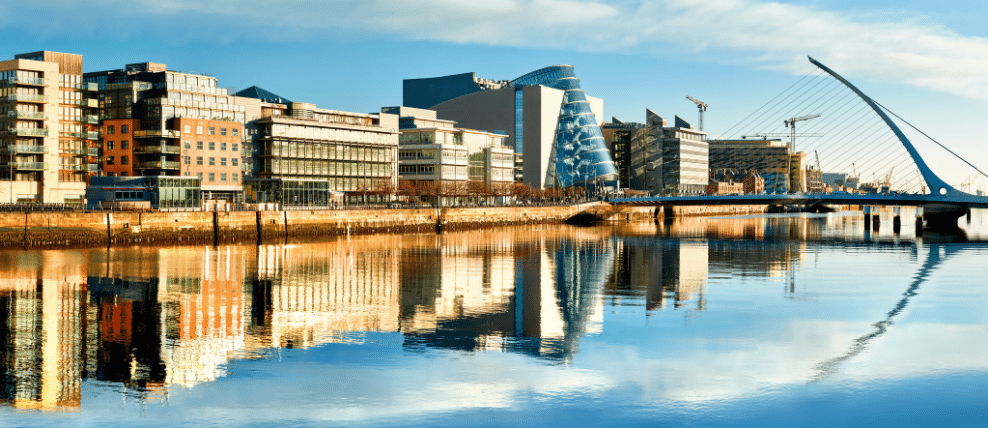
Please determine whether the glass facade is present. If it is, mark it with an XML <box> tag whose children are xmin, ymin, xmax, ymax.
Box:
<box><xmin>510</xmin><ymin>65</ymin><xmax>617</xmax><ymax>188</ymax></box>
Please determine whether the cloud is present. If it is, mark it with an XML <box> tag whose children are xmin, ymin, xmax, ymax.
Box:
<box><xmin>5</xmin><ymin>0</ymin><xmax>988</xmax><ymax>100</ymax></box>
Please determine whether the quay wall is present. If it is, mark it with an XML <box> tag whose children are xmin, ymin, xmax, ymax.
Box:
<box><xmin>0</xmin><ymin>203</ymin><xmax>596</xmax><ymax>249</ymax></box>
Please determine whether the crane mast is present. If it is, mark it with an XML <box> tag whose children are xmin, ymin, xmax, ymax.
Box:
<box><xmin>686</xmin><ymin>95</ymin><xmax>708</xmax><ymax>131</ymax></box>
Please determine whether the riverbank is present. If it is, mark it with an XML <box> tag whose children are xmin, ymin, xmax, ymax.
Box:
<box><xmin>0</xmin><ymin>203</ymin><xmax>767</xmax><ymax>249</ymax></box>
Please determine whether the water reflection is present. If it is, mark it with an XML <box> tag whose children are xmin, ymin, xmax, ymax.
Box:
<box><xmin>0</xmin><ymin>214</ymin><xmax>984</xmax><ymax>415</ymax></box>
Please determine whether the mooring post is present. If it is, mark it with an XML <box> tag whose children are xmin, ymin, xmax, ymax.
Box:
<box><xmin>892</xmin><ymin>206</ymin><xmax>901</xmax><ymax>234</ymax></box>
<box><xmin>863</xmin><ymin>205</ymin><xmax>872</xmax><ymax>231</ymax></box>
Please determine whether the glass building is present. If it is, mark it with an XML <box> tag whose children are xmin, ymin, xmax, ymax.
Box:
<box><xmin>509</xmin><ymin>65</ymin><xmax>617</xmax><ymax>188</ymax></box>
<box><xmin>406</xmin><ymin>65</ymin><xmax>617</xmax><ymax>190</ymax></box>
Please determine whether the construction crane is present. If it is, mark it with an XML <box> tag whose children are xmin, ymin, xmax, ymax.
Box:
<box><xmin>686</xmin><ymin>96</ymin><xmax>707</xmax><ymax>131</ymax></box>
<box><xmin>783</xmin><ymin>114</ymin><xmax>821</xmax><ymax>153</ymax></box>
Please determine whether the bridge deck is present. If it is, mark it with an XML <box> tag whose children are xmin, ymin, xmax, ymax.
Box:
<box><xmin>609</xmin><ymin>193</ymin><xmax>988</xmax><ymax>208</ymax></box>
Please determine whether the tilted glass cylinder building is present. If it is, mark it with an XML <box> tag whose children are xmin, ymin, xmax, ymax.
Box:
<box><xmin>404</xmin><ymin>65</ymin><xmax>617</xmax><ymax>189</ymax></box>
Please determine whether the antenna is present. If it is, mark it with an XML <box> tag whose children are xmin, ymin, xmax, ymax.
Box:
<box><xmin>686</xmin><ymin>96</ymin><xmax>708</xmax><ymax>131</ymax></box>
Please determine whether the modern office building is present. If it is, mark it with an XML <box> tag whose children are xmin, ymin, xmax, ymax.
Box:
<box><xmin>601</xmin><ymin>110</ymin><xmax>708</xmax><ymax>195</ymax></box>
<box><xmin>707</xmin><ymin>137</ymin><xmax>794</xmax><ymax>193</ymax></box>
<box><xmin>241</xmin><ymin>99</ymin><xmax>399</xmax><ymax>206</ymax></box>
<box><xmin>85</xmin><ymin>175</ymin><xmax>201</xmax><ymax>210</ymax></box>
<box><xmin>0</xmin><ymin>51</ymin><xmax>100</xmax><ymax>204</ymax></box>
<box><xmin>85</xmin><ymin>62</ymin><xmax>248</xmax><ymax>203</ymax></box>
<box><xmin>404</xmin><ymin>65</ymin><xmax>617</xmax><ymax>190</ymax></box>
<box><xmin>384</xmin><ymin>106</ymin><xmax>514</xmax><ymax>205</ymax></box>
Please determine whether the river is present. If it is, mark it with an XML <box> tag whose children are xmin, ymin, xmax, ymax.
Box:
<box><xmin>1</xmin><ymin>209</ymin><xmax>986</xmax><ymax>427</ymax></box>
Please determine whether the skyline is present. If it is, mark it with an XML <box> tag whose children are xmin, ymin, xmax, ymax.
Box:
<box><xmin>2</xmin><ymin>0</ymin><xmax>986</xmax><ymax>188</ymax></box>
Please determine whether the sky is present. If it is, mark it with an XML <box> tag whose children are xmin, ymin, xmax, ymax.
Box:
<box><xmin>1</xmin><ymin>0</ymin><xmax>987</xmax><ymax>188</ymax></box>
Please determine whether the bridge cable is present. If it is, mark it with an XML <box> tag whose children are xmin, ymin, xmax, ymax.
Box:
<box><xmin>720</xmin><ymin>69</ymin><xmax>825</xmax><ymax>138</ymax></box>
<box><xmin>732</xmin><ymin>72</ymin><xmax>834</xmax><ymax>139</ymax></box>
<box><xmin>874</xmin><ymin>100</ymin><xmax>988</xmax><ymax>181</ymax></box>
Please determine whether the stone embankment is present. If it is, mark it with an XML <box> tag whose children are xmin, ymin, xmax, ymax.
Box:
<box><xmin>0</xmin><ymin>202</ymin><xmax>768</xmax><ymax>249</ymax></box>
<box><xmin>0</xmin><ymin>203</ymin><xmax>600</xmax><ymax>249</ymax></box>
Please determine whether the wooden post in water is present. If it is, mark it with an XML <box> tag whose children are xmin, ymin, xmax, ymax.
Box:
<box><xmin>863</xmin><ymin>205</ymin><xmax>872</xmax><ymax>231</ymax></box>
<box><xmin>892</xmin><ymin>206</ymin><xmax>901</xmax><ymax>234</ymax></box>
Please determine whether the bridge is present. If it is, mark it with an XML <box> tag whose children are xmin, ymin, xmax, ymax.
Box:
<box><xmin>608</xmin><ymin>56</ymin><xmax>988</xmax><ymax>229</ymax></box>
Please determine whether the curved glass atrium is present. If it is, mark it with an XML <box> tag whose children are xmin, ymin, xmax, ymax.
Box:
<box><xmin>511</xmin><ymin>65</ymin><xmax>618</xmax><ymax>188</ymax></box>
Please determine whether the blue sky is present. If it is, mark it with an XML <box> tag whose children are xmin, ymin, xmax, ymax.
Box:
<box><xmin>2</xmin><ymin>0</ymin><xmax>986</xmax><ymax>188</ymax></box>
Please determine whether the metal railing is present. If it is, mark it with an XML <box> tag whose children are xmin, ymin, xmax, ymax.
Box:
<box><xmin>87</xmin><ymin>148</ymin><xmax>100</xmax><ymax>156</ymax></box>
<box><xmin>7</xmin><ymin>111</ymin><xmax>46</xmax><ymax>120</ymax></box>
<box><xmin>82</xmin><ymin>132</ymin><xmax>100</xmax><ymax>140</ymax></box>
<box><xmin>10</xmin><ymin>162</ymin><xmax>47</xmax><ymax>170</ymax></box>
<box><xmin>87</xmin><ymin>163</ymin><xmax>99</xmax><ymax>172</ymax></box>
<box><xmin>7</xmin><ymin>128</ymin><xmax>48</xmax><ymax>137</ymax></box>
<box><xmin>7</xmin><ymin>94</ymin><xmax>48</xmax><ymax>103</ymax></box>
<box><xmin>63</xmin><ymin>148</ymin><xmax>86</xmax><ymax>155</ymax></box>
<box><xmin>85</xmin><ymin>114</ymin><xmax>99</xmax><ymax>124</ymax></box>
<box><xmin>60</xmin><ymin>164</ymin><xmax>85</xmax><ymax>171</ymax></box>
<box><xmin>138</xmin><ymin>161</ymin><xmax>181</xmax><ymax>169</ymax></box>
<box><xmin>135</xmin><ymin>145</ymin><xmax>181</xmax><ymax>154</ymax></box>
<box><xmin>7</xmin><ymin>77</ymin><xmax>46</xmax><ymax>86</ymax></box>
<box><xmin>3</xmin><ymin>145</ymin><xmax>47</xmax><ymax>154</ymax></box>
<box><xmin>134</xmin><ymin>129</ymin><xmax>181</xmax><ymax>138</ymax></box>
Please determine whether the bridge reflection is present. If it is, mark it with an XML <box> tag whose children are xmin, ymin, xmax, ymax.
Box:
<box><xmin>0</xmin><ymin>220</ymin><xmax>964</xmax><ymax>410</ymax></box>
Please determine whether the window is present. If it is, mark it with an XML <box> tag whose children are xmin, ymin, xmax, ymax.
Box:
<box><xmin>121</xmin><ymin>155</ymin><xmax>128</xmax><ymax>165</ymax></box>
<box><xmin>209</xmin><ymin>142</ymin><xmax>215</xmax><ymax>150</ymax></box>
<box><xmin>106</xmin><ymin>156</ymin><xmax>114</xmax><ymax>165</ymax></box>
<box><xmin>232</xmin><ymin>144</ymin><xmax>238</xmax><ymax>152</ymax></box>
<box><xmin>184</xmin><ymin>124</ymin><xmax>191</xmax><ymax>134</ymax></box>
<box><xmin>184</xmin><ymin>156</ymin><xmax>191</xmax><ymax>165</ymax></box>
<box><xmin>220</xmin><ymin>128</ymin><xmax>227</xmax><ymax>136</ymax></box>
<box><xmin>184</xmin><ymin>171</ymin><xmax>190</xmax><ymax>176</ymax></box>
<box><xmin>209</xmin><ymin>127</ymin><xmax>215</xmax><ymax>135</ymax></box>
<box><xmin>121</xmin><ymin>140</ymin><xmax>129</xmax><ymax>150</ymax></box>
<box><xmin>197</xmin><ymin>141</ymin><xmax>203</xmax><ymax>150</ymax></box>
<box><xmin>232</xmin><ymin>158</ymin><xmax>238</xmax><ymax>166</ymax></box>
<box><xmin>209</xmin><ymin>157</ymin><xmax>215</xmax><ymax>165</ymax></box>
<box><xmin>220</xmin><ymin>142</ymin><xmax>226</xmax><ymax>151</ymax></box>
<box><xmin>197</xmin><ymin>172</ymin><xmax>203</xmax><ymax>180</ymax></box>
<box><xmin>197</xmin><ymin>156</ymin><xmax>203</xmax><ymax>165</ymax></box>
<box><xmin>106</xmin><ymin>141</ymin><xmax>114</xmax><ymax>150</ymax></box>
<box><xmin>106</xmin><ymin>125</ymin><xmax>114</xmax><ymax>134</ymax></box>
<box><xmin>220</xmin><ymin>157</ymin><xmax>226</xmax><ymax>166</ymax></box>
<box><xmin>121</xmin><ymin>125</ymin><xmax>129</xmax><ymax>134</ymax></box>
<box><xmin>232</xmin><ymin>128</ymin><xmax>239</xmax><ymax>137</ymax></box>
<box><xmin>208</xmin><ymin>172</ymin><xmax>215</xmax><ymax>182</ymax></box>
<box><xmin>232</xmin><ymin>173</ymin><xmax>238</xmax><ymax>182</ymax></box>
<box><xmin>220</xmin><ymin>173</ymin><xmax>227</xmax><ymax>182</ymax></box>
<box><xmin>197</xmin><ymin>125</ymin><xmax>203</xmax><ymax>134</ymax></box>
<box><xmin>184</xmin><ymin>141</ymin><xmax>191</xmax><ymax>149</ymax></box>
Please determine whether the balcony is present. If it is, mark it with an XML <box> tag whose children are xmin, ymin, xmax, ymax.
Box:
<box><xmin>84</xmin><ymin>114</ymin><xmax>99</xmax><ymax>124</ymax></box>
<box><xmin>64</xmin><ymin>148</ymin><xmax>86</xmax><ymax>155</ymax></box>
<box><xmin>139</xmin><ymin>161</ymin><xmax>180</xmax><ymax>170</ymax></box>
<box><xmin>84</xmin><ymin>82</ymin><xmax>99</xmax><ymax>91</ymax></box>
<box><xmin>2</xmin><ymin>145</ymin><xmax>47</xmax><ymax>154</ymax></box>
<box><xmin>8</xmin><ymin>94</ymin><xmax>48</xmax><ymax>103</ymax></box>
<box><xmin>8</xmin><ymin>77</ymin><xmax>46</xmax><ymax>86</ymax></box>
<box><xmin>87</xmin><ymin>147</ymin><xmax>100</xmax><ymax>156</ymax></box>
<box><xmin>88</xmin><ymin>163</ymin><xmax>99</xmax><ymax>172</ymax></box>
<box><xmin>85</xmin><ymin>99</ymin><xmax>98</xmax><ymax>108</ymax></box>
<box><xmin>7</xmin><ymin>128</ymin><xmax>49</xmax><ymax>137</ymax></box>
<box><xmin>64</xmin><ymin>99</ymin><xmax>83</xmax><ymax>106</ymax></box>
<box><xmin>9</xmin><ymin>162</ymin><xmax>47</xmax><ymax>171</ymax></box>
<box><xmin>7</xmin><ymin>111</ymin><xmax>46</xmax><ymax>120</ymax></box>
<box><xmin>135</xmin><ymin>145</ymin><xmax>181</xmax><ymax>155</ymax></box>
<box><xmin>60</xmin><ymin>164</ymin><xmax>86</xmax><ymax>171</ymax></box>
<box><xmin>82</xmin><ymin>131</ymin><xmax>100</xmax><ymax>140</ymax></box>
<box><xmin>133</xmin><ymin>129</ymin><xmax>181</xmax><ymax>139</ymax></box>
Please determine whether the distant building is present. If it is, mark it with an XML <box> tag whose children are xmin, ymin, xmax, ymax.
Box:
<box><xmin>384</xmin><ymin>106</ymin><xmax>513</xmax><ymax>205</ymax></box>
<box><xmin>707</xmin><ymin>180</ymin><xmax>743</xmax><ymax>195</ymax></box>
<box><xmin>602</xmin><ymin>110</ymin><xmax>707</xmax><ymax>195</ymax></box>
<box><xmin>743</xmin><ymin>170</ymin><xmax>765</xmax><ymax>194</ymax></box>
<box><xmin>405</xmin><ymin>65</ymin><xmax>616</xmax><ymax>189</ymax></box>
<box><xmin>707</xmin><ymin>137</ymin><xmax>793</xmax><ymax>193</ymax></box>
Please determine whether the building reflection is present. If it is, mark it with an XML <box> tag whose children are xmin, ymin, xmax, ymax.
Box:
<box><xmin>0</xmin><ymin>226</ymin><xmax>618</xmax><ymax>409</ymax></box>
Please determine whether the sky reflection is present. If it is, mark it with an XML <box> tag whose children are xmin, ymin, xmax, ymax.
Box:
<box><xmin>0</xmin><ymin>214</ymin><xmax>986</xmax><ymax>426</ymax></box>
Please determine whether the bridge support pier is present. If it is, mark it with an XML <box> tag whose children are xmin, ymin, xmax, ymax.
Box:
<box><xmin>873</xmin><ymin>209</ymin><xmax>881</xmax><ymax>231</ymax></box>
<box><xmin>922</xmin><ymin>203</ymin><xmax>967</xmax><ymax>231</ymax></box>
<box><xmin>863</xmin><ymin>206</ymin><xmax>872</xmax><ymax>231</ymax></box>
<box><xmin>892</xmin><ymin>207</ymin><xmax>901</xmax><ymax>234</ymax></box>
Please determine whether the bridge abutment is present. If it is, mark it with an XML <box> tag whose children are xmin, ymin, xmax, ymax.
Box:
<box><xmin>922</xmin><ymin>203</ymin><xmax>968</xmax><ymax>231</ymax></box>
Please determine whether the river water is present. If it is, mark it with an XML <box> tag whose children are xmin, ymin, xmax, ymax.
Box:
<box><xmin>1</xmin><ymin>210</ymin><xmax>986</xmax><ymax>427</ymax></box>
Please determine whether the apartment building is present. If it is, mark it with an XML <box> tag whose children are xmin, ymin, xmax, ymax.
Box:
<box><xmin>0</xmin><ymin>51</ymin><xmax>99</xmax><ymax>204</ymax></box>
<box><xmin>85</xmin><ymin>63</ymin><xmax>247</xmax><ymax>203</ymax></box>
